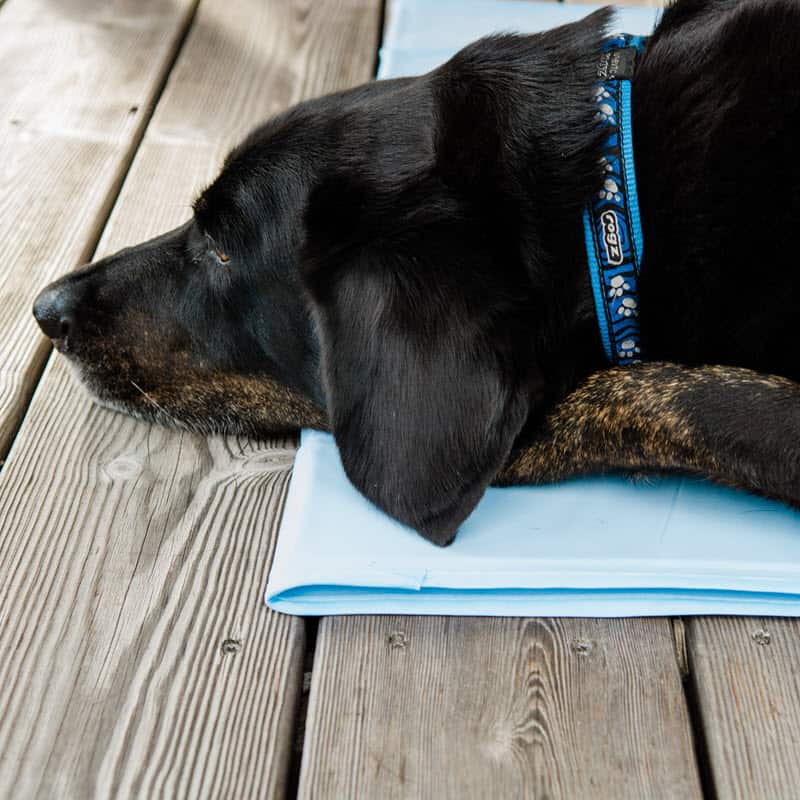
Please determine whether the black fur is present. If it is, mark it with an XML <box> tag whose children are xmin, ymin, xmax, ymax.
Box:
<box><xmin>33</xmin><ymin>0</ymin><xmax>800</xmax><ymax>544</ymax></box>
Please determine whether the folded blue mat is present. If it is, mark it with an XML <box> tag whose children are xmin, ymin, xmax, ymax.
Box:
<box><xmin>266</xmin><ymin>432</ymin><xmax>800</xmax><ymax>615</ymax></box>
<box><xmin>265</xmin><ymin>1</ymin><xmax>800</xmax><ymax>617</ymax></box>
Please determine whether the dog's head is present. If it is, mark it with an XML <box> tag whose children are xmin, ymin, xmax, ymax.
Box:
<box><xmin>33</xmin><ymin>11</ymin><xmax>609</xmax><ymax>543</ymax></box>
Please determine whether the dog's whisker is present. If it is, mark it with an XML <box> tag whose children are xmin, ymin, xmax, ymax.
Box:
<box><xmin>129</xmin><ymin>380</ymin><xmax>179</xmax><ymax>426</ymax></box>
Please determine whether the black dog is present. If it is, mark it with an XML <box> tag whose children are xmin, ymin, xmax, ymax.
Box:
<box><xmin>33</xmin><ymin>0</ymin><xmax>800</xmax><ymax>545</ymax></box>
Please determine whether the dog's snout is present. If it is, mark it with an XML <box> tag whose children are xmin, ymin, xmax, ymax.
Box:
<box><xmin>33</xmin><ymin>281</ymin><xmax>80</xmax><ymax>341</ymax></box>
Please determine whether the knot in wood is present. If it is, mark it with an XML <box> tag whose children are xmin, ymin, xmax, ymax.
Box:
<box><xmin>751</xmin><ymin>628</ymin><xmax>771</xmax><ymax>646</ymax></box>
<box><xmin>221</xmin><ymin>638</ymin><xmax>242</xmax><ymax>655</ymax></box>
<box><xmin>387</xmin><ymin>631</ymin><xmax>408</xmax><ymax>650</ymax></box>
<box><xmin>102</xmin><ymin>454</ymin><xmax>143</xmax><ymax>481</ymax></box>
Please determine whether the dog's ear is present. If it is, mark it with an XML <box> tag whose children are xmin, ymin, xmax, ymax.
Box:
<box><xmin>301</xmin><ymin>175</ymin><xmax>539</xmax><ymax>545</ymax></box>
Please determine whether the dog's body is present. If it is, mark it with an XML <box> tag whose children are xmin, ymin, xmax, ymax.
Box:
<box><xmin>33</xmin><ymin>0</ymin><xmax>800</xmax><ymax>544</ymax></box>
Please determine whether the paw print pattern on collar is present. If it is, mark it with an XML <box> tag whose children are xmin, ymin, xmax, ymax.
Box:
<box><xmin>582</xmin><ymin>33</ymin><xmax>649</xmax><ymax>367</ymax></box>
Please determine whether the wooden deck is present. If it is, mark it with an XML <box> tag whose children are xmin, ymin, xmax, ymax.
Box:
<box><xmin>0</xmin><ymin>0</ymin><xmax>797</xmax><ymax>797</ymax></box>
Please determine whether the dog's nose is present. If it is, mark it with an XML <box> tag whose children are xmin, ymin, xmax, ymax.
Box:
<box><xmin>33</xmin><ymin>281</ymin><xmax>78</xmax><ymax>340</ymax></box>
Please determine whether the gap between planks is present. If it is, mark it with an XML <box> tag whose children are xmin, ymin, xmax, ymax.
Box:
<box><xmin>686</xmin><ymin>617</ymin><xmax>800</xmax><ymax>800</ymax></box>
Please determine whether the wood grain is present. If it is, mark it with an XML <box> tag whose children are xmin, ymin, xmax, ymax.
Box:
<box><xmin>0</xmin><ymin>0</ymin><xmax>382</xmax><ymax>796</ymax></box>
<box><xmin>0</xmin><ymin>372</ymin><xmax>303</xmax><ymax>797</ymax></box>
<box><xmin>0</xmin><ymin>0</ymin><xmax>198</xmax><ymax>458</ymax></box>
<box><xmin>686</xmin><ymin>617</ymin><xmax>800</xmax><ymax>799</ymax></box>
<box><xmin>299</xmin><ymin>616</ymin><xmax>702</xmax><ymax>799</ymax></box>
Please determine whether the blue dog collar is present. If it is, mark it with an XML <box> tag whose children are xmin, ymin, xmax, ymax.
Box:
<box><xmin>582</xmin><ymin>34</ymin><xmax>648</xmax><ymax>366</ymax></box>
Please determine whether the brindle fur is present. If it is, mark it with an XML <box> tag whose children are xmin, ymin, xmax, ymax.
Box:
<box><xmin>498</xmin><ymin>364</ymin><xmax>800</xmax><ymax>512</ymax></box>
<box><xmin>32</xmin><ymin>0</ymin><xmax>800</xmax><ymax>544</ymax></box>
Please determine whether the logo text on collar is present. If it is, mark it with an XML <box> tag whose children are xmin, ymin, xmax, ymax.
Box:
<box><xmin>600</xmin><ymin>210</ymin><xmax>624</xmax><ymax>266</ymax></box>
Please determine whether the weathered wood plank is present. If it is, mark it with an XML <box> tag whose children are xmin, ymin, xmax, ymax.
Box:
<box><xmin>686</xmin><ymin>617</ymin><xmax>800</xmax><ymax>799</ymax></box>
<box><xmin>0</xmin><ymin>0</ymin><xmax>198</xmax><ymax>457</ymax></box>
<box><xmin>299</xmin><ymin>616</ymin><xmax>702</xmax><ymax>799</ymax></box>
<box><xmin>0</xmin><ymin>0</ymin><xmax>382</xmax><ymax>796</ymax></box>
<box><xmin>0</xmin><ymin>387</ymin><xmax>303</xmax><ymax>798</ymax></box>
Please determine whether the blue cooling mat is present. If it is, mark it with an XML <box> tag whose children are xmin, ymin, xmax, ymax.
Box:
<box><xmin>267</xmin><ymin>432</ymin><xmax>800</xmax><ymax>615</ymax></box>
<box><xmin>265</xmin><ymin>1</ymin><xmax>800</xmax><ymax>617</ymax></box>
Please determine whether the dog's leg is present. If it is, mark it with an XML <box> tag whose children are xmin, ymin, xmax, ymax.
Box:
<box><xmin>497</xmin><ymin>363</ymin><xmax>800</xmax><ymax>507</ymax></box>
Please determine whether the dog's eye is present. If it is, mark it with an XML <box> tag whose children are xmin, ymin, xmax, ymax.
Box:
<box><xmin>213</xmin><ymin>246</ymin><xmax>231</xmax><ymax>263</ymax></box>
<box><xmin>205</xmin><ymin>233</ymin><xmax>231</xmax><ymax>263</ymax></box>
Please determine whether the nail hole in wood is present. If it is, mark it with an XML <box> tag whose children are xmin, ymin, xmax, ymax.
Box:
<box><xmin>571</xmin><ymin>638</ymin><xmax>594</xmax><ymax>656</ymax></box>
<box><xmin>388</xmin><ymin>631</ymin><xmax>408</xmax><ymax>650</ymax></box>
<box><xmin>751</xmin><ymin>628</ymin><xmax>771</xmax><ymax>646</ymax></box>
